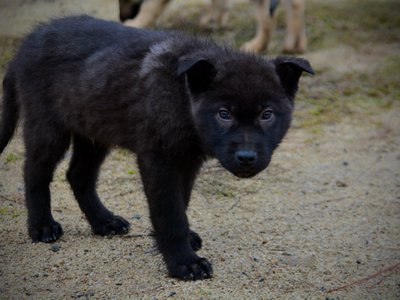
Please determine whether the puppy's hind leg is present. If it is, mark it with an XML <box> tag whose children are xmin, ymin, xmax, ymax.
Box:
<box><xmin>66</xmin><ymin>134</ymin><xmax>130</xmax><ymax>236</ymax></box>
<box><xmin>23</xmin><ymin>122</ymin><xmax>70</xmax><ymax>243</ymax></box>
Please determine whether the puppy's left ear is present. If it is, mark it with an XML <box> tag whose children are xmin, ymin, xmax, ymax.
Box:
<box><xmin>178</xmin><ymin>57</ymin><xmax>217</xmax><ymax>94</ymax></box>
<box><xmin>273</xmin><ymin>56</ymin><xmax>314</xmax><ymax>100</ymax></box>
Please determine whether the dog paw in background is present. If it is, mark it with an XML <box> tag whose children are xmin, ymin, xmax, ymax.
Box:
<box><xmin>120</xmin><ymin>0</ymin><xmax>307</xmax><ymax>54</ymax></box>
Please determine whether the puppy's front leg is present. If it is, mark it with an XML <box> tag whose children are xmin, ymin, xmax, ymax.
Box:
<box><xmin>137</xmin><ymin>153</ymin><xmax>212</xmax><ymax>280</ymax></box>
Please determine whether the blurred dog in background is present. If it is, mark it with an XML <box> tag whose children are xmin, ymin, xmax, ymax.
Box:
<box><xmin>119</xmin><ymin>0</ymin><xmax>307</xmax><ymax>53</ymax></box>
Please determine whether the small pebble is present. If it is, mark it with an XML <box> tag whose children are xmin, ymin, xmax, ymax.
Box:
<box><xmin>51</xmin><ymin>244</ymin><xmax>61</xmax><ymax>252</ymax></box>
<box><xmin>336</xmin><ymin>180</ymin><xmax>348</xmax><ymax>188</ymax></box>
<box><xmin>167</xmin><ymin>292</ymin><xmax>177</xmax><ymax>297</ymax></box>
<box><xmin>132</xmin><ymin>214</ymin><xmax>142</xmax><ymax>220</ymax></box>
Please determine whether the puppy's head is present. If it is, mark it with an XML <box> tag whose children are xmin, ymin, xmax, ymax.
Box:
<box><xmin>178</xmin><ymin>52</ymin><xmax>313</xmax><ymax>178</ymax></box>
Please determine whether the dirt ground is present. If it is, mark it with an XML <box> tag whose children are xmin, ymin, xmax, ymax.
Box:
<box><xmin>1</xmin><ymin>0</ymin><xmax>399</xmax><ymax>299</ymax></box>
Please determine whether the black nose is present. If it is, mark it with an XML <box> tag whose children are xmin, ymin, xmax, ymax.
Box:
<box><xmin>235</xmin><ymin>150</ymin><xmax>257</xmax><ymax>166</ymax></box>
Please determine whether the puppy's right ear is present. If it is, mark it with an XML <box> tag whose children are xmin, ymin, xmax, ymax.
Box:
<box><xmin>178</xmin><ymin>57</ymin><xmax>217</xmax><ymax>93</ymax></box>
<box><xmin>273</xmin><ymin>56</ymin><xmax>314</xmax><ymax>101</ymax></box>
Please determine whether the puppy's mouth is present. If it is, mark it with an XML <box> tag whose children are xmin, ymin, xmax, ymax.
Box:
<box><xmin>225</xmin><ymin>158</ymin><xmax>271</xmax><ymax>179</ymax></box>
<box><xmin>227</xmin><ymin>164</ymin><xmax>267</xmax><ymax>178</ymax></box>
<box><xmin>217</xmin><ymin>154</ymin><xmax>271</xmax><ymax>178</ymax></box>
<box><xmin>219</xmin><ymin>161</ymin><xmax>260</xmax><ymax>178</ymax></box>
<box><xmin>232</xmin><ymin>169</ymin><xmax>259</xmax><ymax>178</ymax></box>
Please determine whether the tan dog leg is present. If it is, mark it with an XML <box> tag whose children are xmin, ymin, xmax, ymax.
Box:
<box><xmin>241</xmin><ymin>0</ymin><xmax>276</xmax><ymax>53</ymax></box>
<box><xmin>200</xmin><ymin>0</ymin><xmax>230</xmax><ymax>28</ymax></box>
<box><xmin>283</xmin><ymin>0</ymin><xmax>307</xmax><ymax>53</ymax></box>
<box><xmin>124</xmin><ymin>0</ymin><xmax>171</xmax><ymax>28</ymax></box>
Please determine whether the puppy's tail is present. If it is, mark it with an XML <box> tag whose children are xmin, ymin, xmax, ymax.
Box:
<box><xmin>0</xmin><ymin>69</ymin><xmax>19</xmax><ymax>154</ymax></box>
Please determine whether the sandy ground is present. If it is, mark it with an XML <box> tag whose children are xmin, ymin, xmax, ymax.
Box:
<box><xmin>1</xmin><ymin>0</ymin><xmax>400</xmax><ymax>299</ymax></box>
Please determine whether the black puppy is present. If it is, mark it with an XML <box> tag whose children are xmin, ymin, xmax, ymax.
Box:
<box><xmin>0</xmin><ymin>16</ymin><xmax>313</xmax><ymax>280</ymax></box>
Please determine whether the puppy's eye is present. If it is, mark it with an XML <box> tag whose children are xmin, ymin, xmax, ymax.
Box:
<box><xmin>218</xmin><ymin>109</ymin><xmax>232</xmax><ymax>121</ymax></box>
<box><xmin>260</xmin><ymin>109</ymin><xmax>274</xmax><ymax>121</ymax></box>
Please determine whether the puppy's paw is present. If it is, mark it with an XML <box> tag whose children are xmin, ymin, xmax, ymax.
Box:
<box><xmin>29</xmin><ymin>221</ymin><xmax>63</xmax><ymax>243</ymax></box>
<box><xmin>189</xmin><ymin>230</ymin><xmax>202</xmax><ymax>251</ymax></box>
<box><xmin>92</xmin><ymin>215</ymin><xmax>130</xmax><ymax>236</ymax></box>
<box><xmin>168</xmin><ymin>256</ymin><xmax>213</xmax><ymax>281</ymax></box>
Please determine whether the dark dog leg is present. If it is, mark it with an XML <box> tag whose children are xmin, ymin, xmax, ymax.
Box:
<box><xmin>138</xmin><ymin>152</ymin><xmax>212</xmax><ymax>280</ymax></box>
<box><xmin>67</xmin><ymin>135</ymin><xmax>130</xmax><ymax>236</ymax></box>
<box><xmin>181</xmin><ymin>158</ymin><xmax>203</xmax><ymax>252</ymax></box>
<box><xmin>24</xmin><ymin>122</ymin><xmax>70</xmax><ymax>243</ymax></box>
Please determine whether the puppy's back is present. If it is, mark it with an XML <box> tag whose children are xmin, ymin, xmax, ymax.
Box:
<box><xmin>11</xmin><ymin>15</ymin><xmax>168</xmax><ymax>78</ymax></box>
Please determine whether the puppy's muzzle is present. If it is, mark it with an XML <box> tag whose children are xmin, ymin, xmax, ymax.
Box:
<box><xmin>235</xmin><ymin>150</ymin><xmax>257</xmax><ymax>167</ymax></box>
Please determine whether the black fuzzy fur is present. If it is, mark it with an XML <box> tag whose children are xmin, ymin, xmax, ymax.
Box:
<box><xmin>0</xmin><ymin>15</ymin><xmax>313</xmax><ymax>280</ymax></box>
